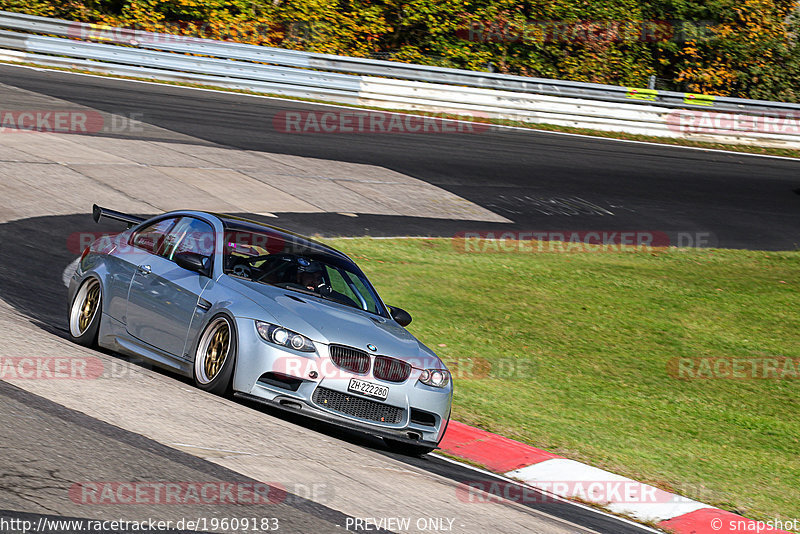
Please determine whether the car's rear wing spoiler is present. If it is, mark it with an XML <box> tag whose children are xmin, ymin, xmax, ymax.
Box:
<box><xmin>92</xmin><ymin>204</ymin><xmax>145</xmax><ymax>228</ymax></box>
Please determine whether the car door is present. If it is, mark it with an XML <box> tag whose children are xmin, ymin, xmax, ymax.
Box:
<box><xmin>126</xmin><ymin>216</ymin><xmax>215</xmax><ymax>359</ymax></box>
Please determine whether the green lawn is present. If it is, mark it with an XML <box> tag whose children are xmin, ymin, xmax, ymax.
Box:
<box><xmin>326</xmin><ymin>237</ymin><xmax>800</xmax><ymax>523</ymax></box>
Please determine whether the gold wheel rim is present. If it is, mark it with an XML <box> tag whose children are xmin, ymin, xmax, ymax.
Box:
<box><xmin>78</xmin><ymin>283</ymin><xmax>100</xmax><ymax>333</ymax></box>
<box><xmin>204</xmin><ymin>323</ymin><xmax>229</xmax><ymax>381</ymax></box>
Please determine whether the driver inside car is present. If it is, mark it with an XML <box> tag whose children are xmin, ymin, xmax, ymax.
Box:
<box><xmin>297</xmin><ymin>260</ymin><xmax>326</xmax><ymax>292</ymax></box>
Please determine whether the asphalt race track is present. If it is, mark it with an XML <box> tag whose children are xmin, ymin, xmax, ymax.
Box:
<box><xmin>1</xmin><ymin>63</ymin><xmax>799</xmax><ymax>249</ymax></box>
<box><xmin>0</xmin><ymin>62</ymin><xmax>797</xmax><ymax>534</ymax></box>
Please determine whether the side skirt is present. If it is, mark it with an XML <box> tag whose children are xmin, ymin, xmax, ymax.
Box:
<box><xmin>98</xmin><ymin>313</ymin><xmax>193</xmax><ymax>377</ymax></box>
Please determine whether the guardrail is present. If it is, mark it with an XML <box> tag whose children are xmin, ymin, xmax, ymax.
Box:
<box><xmin>0</xmin><ymin>30</ymin><xmax>361</xmax><ymax>92</ymax></box>
<box><xmin>2</xmin><ymin>10</ymin><xmax>799</xmax><ymax>115</ymax></box>
<box><xmin>0</xmin><ymin>10</ymin><xmax>799</xmax><ymax>149</ymax></box>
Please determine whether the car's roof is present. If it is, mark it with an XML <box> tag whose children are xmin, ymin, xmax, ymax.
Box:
<box><xmin>209</xmin><ymin>212</ymin><xmax>351</xmax><ymax>261</ymax></box>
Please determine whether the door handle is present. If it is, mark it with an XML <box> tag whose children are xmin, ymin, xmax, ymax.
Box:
<box><xmin>137</xmin><ymin>265</ymin><xmax>151</xmax><ymax>275</ymax></box>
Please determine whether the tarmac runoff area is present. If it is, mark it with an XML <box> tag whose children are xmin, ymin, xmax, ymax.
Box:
<box><xmin>0</xmin><ymin>82</ymin><xmax>509</xmax><ymax>225</ymax></box>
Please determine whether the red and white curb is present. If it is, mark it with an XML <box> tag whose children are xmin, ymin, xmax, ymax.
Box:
<box><xmin>439</xmin><ymin>421</ymin><xmax>790</xmax><ymax>534</ymax></box>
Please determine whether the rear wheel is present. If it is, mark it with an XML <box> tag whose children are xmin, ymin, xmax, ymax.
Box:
<box><xmin>68</xmin><ymin>278</ymin><xmax>102</xmax><ymax>347</ymax></box>
<box><xmin>193</xmin><ymin>315</ymin><xmax>237</xmax><ymax>395</ymax></box>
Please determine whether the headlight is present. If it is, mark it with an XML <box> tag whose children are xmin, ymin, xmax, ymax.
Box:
<box><xmin>419</xmin><ymin>369</ymin><xmax>450</xmax><ymax>388</ymax></box>
<box><xmin>255</xmin><ymin>321</ymin><xmax>316</xmax><ymax>352</ymax></box>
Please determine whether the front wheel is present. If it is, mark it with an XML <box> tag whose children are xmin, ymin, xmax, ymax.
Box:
<box><xmin>68</xmin><ymin>278</ymin><xmax>102</xmax><ymax>347</ymax></box>
<box><xmin>193</xmin><ymin>314</ymin><xmax>237</xmax><ymax>395</ymax></box>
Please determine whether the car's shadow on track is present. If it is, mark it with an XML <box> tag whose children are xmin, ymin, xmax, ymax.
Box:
<box><xmin>0</xmin><ymin>213</ymin><xmax>121</xmax><ymax>337</ymax></box>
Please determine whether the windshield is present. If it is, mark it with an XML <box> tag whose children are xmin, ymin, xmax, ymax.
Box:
<box><xmin>221</xmin><ymin>222</ymin><xmax>387</xmax><ymax>317</ymax></box>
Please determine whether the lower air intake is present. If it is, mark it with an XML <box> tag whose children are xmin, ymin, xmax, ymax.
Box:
<box><xmin>312</xmin><ymin>387</ymin><xmax>403</xmax><ymax>424</ymax></box>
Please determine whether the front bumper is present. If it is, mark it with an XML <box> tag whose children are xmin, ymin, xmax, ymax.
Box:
<box><xmin>233</xmin><ymin>392</ymin><xmax>445</xmax><ymax>449</ymax></box>
<box><xmin>233</xmin><ymin>318</ymin><xmax>452</xmax><ymax>447</ymax></box>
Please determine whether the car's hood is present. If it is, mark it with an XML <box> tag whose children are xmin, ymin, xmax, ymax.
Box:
<box><xmin>220</xmin><ymin>276</ymin><xmax>442</xmax><ymax>368</ymax></box>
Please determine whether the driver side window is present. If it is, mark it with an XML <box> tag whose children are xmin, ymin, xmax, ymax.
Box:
<box><xmin>130</xmin><ymin>218</ymin><xmax>178</xmax><ymax>255</ymax></box>
<box><xmin>162</xmin><ymin>217</ymin><xmax>215</xmax><ymax>262</ymax></box>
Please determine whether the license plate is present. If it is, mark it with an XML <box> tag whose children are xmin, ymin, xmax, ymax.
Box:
<box><xmin>348</xmin><ymin>378</ymin><xmax>389</xmax><ymax>400</ymax></box>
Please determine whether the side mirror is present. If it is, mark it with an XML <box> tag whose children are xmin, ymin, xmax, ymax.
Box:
<box><xmin>175</xmin><ymin>252</ymin><xmax>210</xmax><ymax>277</ymax></box>
<box><xmin>388</xmin><ymin>305</ymin><xmax>412</xmax><ymax>327</ymax></box>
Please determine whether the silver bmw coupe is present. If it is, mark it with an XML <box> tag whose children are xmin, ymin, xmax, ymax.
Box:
<box><xmin>67</xmin><ymin>205</ymin><xmax>452</xmax><ymax>455</ymax></box>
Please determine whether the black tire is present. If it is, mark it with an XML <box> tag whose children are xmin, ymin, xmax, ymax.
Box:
<box><xmin>384</xmin><ymin>438</ymin><xmax>436</xmax><ymax>457</ymax></box>
<box><xmin>68</xmin><ymin>278</ymin><xmax>102</xmax><ymax>347</ymax></box>
<box><xmin>193</xmin><ymin>314</ymin><xmax>237</xmax><ymax>395</ymax></box>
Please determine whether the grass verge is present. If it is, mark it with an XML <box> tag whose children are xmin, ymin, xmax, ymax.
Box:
<box><xmin>324</xmin><ymin>237</ymin><xmax>799</xmax><ymax>524</ymax></box>
<box><xmin>2</xmin><ymin>59</ymin><xmax>800</xmax><ymax>159</ymax></box>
